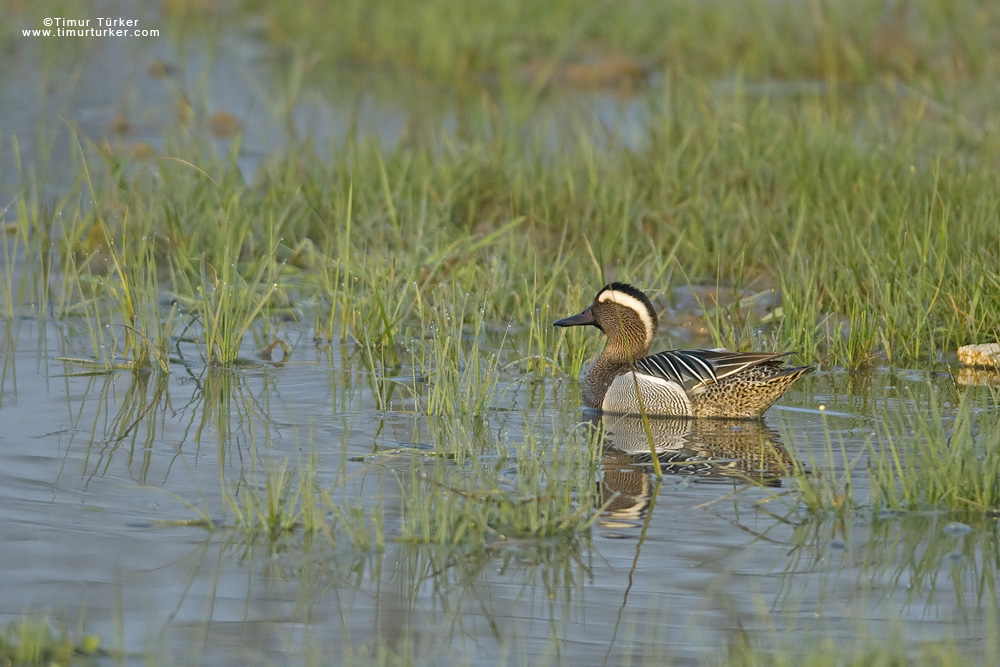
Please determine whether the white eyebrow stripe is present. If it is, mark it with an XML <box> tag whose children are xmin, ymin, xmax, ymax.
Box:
<box><xmin>597</xmin><ymin>289</ymin><xmax>655</xmax><ymax>345</ymax></box>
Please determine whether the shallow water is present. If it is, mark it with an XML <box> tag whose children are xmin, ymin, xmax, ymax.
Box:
<box><xmin>3</xmin><ymin>4</ymin><xmax>1000</xmax><ymax>665</ymax></box>
<box><xmin>1</xmin><ymin>308</ymin><xmax>998</xmax><ymax>665</ymax></box>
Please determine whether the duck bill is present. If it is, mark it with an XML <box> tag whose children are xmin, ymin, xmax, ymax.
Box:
<box><xmin>554</xmin><ymin>306</ymin><xmax>597</xmax><ymax>328</ymax></box>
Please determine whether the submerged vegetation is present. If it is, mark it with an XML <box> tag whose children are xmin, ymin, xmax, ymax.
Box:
<box><xmin>3</xmin><ymin>0</ymin><xmax>1000</xmax><ymax>664</ymax></box>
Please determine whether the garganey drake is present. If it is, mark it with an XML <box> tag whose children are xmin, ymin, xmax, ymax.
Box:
<box><xmin>555</xmin><ymin>282</ymin><xmax>814</xmax><ymax>418</ymax></box>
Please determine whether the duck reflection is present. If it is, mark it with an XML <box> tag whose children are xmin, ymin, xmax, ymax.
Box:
<box><xmin>592</xmin><ymin>414</ymin><xmax>797</xmax><ymax>525</ymax></box>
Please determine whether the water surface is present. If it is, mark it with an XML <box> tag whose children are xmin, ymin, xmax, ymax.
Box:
<box><xmin>1</xmin><ymin>309</ymin><xmax>997</xmax><ymax>665</ymax></box>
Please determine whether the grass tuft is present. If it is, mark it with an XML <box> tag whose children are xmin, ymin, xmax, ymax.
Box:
<box><xmin>398</xmin><ymin>419</ymin><xmax>602</xmax><ymax>545</ymax></box>
<box><xmin>868</xmin><ymin>387</ymin><xmax>1000</xmax><ymax>514</ymax></box>
<box><xmin>0</xmin><ymin>615</ymin><xmax>100</xmax><ymax>666</ymax></box>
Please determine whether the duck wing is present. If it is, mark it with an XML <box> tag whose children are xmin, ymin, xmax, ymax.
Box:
<box><xmin>633</xmin><ymin>349</ymin><xmax>793</xmax><ymax>391</ymax></box>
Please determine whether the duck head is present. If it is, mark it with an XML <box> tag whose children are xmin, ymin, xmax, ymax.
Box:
<box><xmin>555</xmin><ymin>282</ymin><xmax>658</xmax><ymax>359</ymax></box>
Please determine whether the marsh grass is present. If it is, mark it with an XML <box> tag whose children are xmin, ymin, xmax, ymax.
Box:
<box><xmin>194</xmin><ymin>250</ymin><xmax>278</xmax><ymax>366</ymax></box>
<box><xmin>161</xmin><ymin>179</ymin><xmax>286</xmax><ymax>366</ymax></box>
<box><xmin>775</xmin><ymin>375</ymin><xmax>1000</xmax><ymax>524</ymax></box>
<box><xmin>246</xmin><ymin>0</ymin><xmax>1000</xmax><ymax>89</ymax></box>
<box><xmin>214</xmin><ymin>413</ymin><xmax>597</xmax><ymax>553</ymax></box>
<box><xmin>3</xmin><ymin>146</ymin><xmax>79</xmax><ymax>322</ymax></box>
<box><xmin>780</xmin><ymin>412</ymin><xmax>860</xmax><ymax>519</ymax></box>
<box><xmin>398</xmin><ymin>417</ymin><xmax>602</xmax><ymax>545</ymax></box>
<box><xmin>775</xmin><ymin>502</ymin><xmax>1000</xmax><ymax>613</ymax></box>
<box><xmin>1</xmin><ymin>218</ymin><xmax>20</xmax><ymax>320</ymax></box>
<box><xmin>15</xmin><ymin>66</ymin><xmax>1000</xmax><ymax>565</ymax></box>
<box><xmin>74</xmin><ymin>142</ymin><xmax>166</xmax><ymax>369</ymax></box>
<box><xmin>868</xmin><ymin>386</ymin><xmax>1000</xmax><ymax>514</ymax></box>
<box><xmin>44</xmin><ymin>133</ymin><xmax>299</xmax><ymax>370</ymax></box>
<box><xmin>0</xmin><ymin>615</ymin><xmax>100</xmax><ymax>666</ymax></box>
<box><xmin>865</xmin><ymin>514</ymin><xmax>1000</xmax><ymax>612</ymax></box>
<box><xmin>58</xmin><ymin>216</ymin><xmax>174</xmax><ymax>373</ymax></box>
<box><xmin>223</xmin><ymin>457</ymin><xmax>333</xmax><ymax>540</ymax></box>
<box><xmin>18</xmin><ymin>76</ymin><xmax>999</xmax><ymax>374</ymax></box>
<box><xmin>420</xmin><ymin>291</ymin><xmax>507</xmax><ymax>419</ymax></box>
<box><xmin>189</xmin><ymin>445</ymin><xmax>386</xmax><ymax>551</ymax></box>
<box><xmin>748</xmin><ymin>504</ymin><xmax>1000</xmax><ymax>667</ymax></box>
<box><xmin>721</xmin><ymin>618</ymin><xmax>1000</xmax><ymax>667</ymax></box>
<box><xmin>7</xmin><ymin>19</ymin><xmax>1000</xmax><ymax>600</ymax></box>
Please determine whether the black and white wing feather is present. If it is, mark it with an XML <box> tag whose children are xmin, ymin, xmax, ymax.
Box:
<box><xmin>633</xmin><ymin>349</ymin><xmax>792</xmax><ymax>391</ymax></box>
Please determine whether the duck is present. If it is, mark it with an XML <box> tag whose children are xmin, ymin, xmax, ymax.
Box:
<box><xmin>554</xmin><ymin>282</ymin><xmax>814</xmax><ymax>418</ymax></box>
